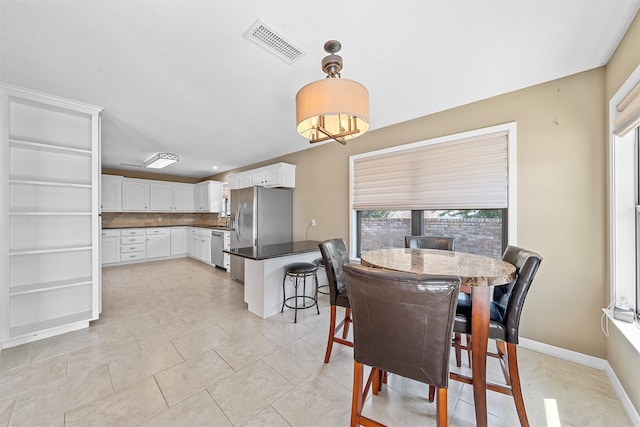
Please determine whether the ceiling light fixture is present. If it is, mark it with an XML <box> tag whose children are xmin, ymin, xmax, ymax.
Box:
<box><xmin>144</xmin><ymin>152</ymin><xmax>179</xmax><ymax>169</ymax></box>
<box><xmin>295</xmin><ymin>40</ymin><xmax>369</xmax><ymax>145</ymax></box>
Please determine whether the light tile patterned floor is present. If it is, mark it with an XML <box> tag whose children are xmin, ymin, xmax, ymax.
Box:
<box><xmin>0</xmin><ymin>258</ymin><xmax>632</xmax><ymax>426</ymax></box>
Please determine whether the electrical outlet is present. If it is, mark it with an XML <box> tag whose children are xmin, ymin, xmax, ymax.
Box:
<box><xmin>311</xmin><ymin>219</ymin><xmax>316</xmax><ymax>226</ymax></box>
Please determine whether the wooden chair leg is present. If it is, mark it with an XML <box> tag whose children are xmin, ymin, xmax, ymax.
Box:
<box><xmin>496</xmin><ymin>340</ymin><xmax>511</xmax><ymax>385</ymax></box>
<box><xmin>324</xmin><ymin>305</ymin><xmax>337</xmax><ymax>363</ymax></box>
<box><xmin>343</xmin><ymin>307</ymin><xmax>351</xmax><ymax>339</ymax></box>
<box><xmin>428</xmin><ymin>385</ymin><xmax>435</xmax><ymax>402</ymax></box>
<box><xmin>372</xmin><ymin>368</ymin><xmax>380</xmax><ymax>395</ymax></box>
<box><xmin>436</xmin><ymin>387</ymin><xmax>448</xmax><ymax>427</ymax></box>
<box><xmin>507</xmin><ymin>343</ymin><xmax>529</xmax><ymax>427</ymax></box>
<box><xmin>351</xmin><ymin>361</ymin><xmax>364</xmax><ymax>427</ymax></box>
<box><xmin>453</xmin><ymin>333</ymin><xmax>462</xmax><ymax>367</ymax></box>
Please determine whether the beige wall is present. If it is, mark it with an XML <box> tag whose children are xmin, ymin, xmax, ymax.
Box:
<box><xmin>213</xmin><ymin>67</ymin><xmax>608</xmax><ymax>358</ymax></box>
<box><xmin>605</xmin><ymin>11</ymin><xmax>640</xmax><ymax>414</ymax></box>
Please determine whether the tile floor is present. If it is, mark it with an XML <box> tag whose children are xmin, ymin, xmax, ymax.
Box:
<box><xmin>0</xmin><ymin>258</ymin><xmax>632</xmax><ymax>426</ymax></box>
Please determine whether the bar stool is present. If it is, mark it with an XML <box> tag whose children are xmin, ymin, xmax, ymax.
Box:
<box><xmin>314</xmin><ymin>257</ymin><xmax>329</xmax><ymax>295</ymax></box>
<box><xmin>281</xmin><ymin>262</ymin><xmax>320</xmax><ymax>323</ymax></box>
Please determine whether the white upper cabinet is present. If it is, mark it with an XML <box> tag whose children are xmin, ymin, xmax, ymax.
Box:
<box><xmin>172</xmin><ymin>183</ymin><xmax>194</xmax><ymax>211</ymax></box>
<box><xmin>101</xmin><ymin>175</ymin><xmax>122</xmax><ymax>212</ymax></box>
<box><xmin>194</xmin><ymin>180</ymin><xmax>222</xmax><ymax>212</ymax></box>
<box><xmin>149</xmin><ymin>181</ymin><xmax>194</xmax><ymax>212</ymax></box>
<box><xmin>149</xmin><ymin>181</ymin><xmax>173</xmax><ymax>211</ymax></box>
<box><xmin>227</xmin><ymin>163</ymin><xmax>296</xmax><ymax>189</ymax></box>
<box><xmin>263</xmin><ymin>163</ymin><xmax>295</xmax><ymax>188</ymax></box>
<box><xmin>122</xmin><ymin>178</ymin><xmax>151</xmax><ymax>211</ymax></box>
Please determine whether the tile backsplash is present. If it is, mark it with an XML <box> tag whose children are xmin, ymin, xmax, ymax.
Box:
<box><xmin>102</xmin><ymin>212</ymin><xmax>230</xmax><ymax>229</ymax></box>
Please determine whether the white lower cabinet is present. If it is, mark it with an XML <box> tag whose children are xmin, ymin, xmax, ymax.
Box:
<box><xmin>120</xmin><ymin>229</ymin><xmax>146</xmax><ymax>262</ymax></box>
<box><xmin>190</xmin><ymin>228</ymin><xmax>212</xmax><ymax>263</ymax></box>
<box><xmin>100</xmin><ymin>226</ymin><xmax>226</xmax><ymax>269</ymax></box>
<box><xmin>170</xmin><ymin>227</ymin><xmax>189</xmax><ymax>255</ymax></box>
<box><xmin>146</xmin><ymin>228</ymin><xmax>170</xmax><ymax>259</ymax></box>
<box><xmin>101</xmin><ymin>230</ymin><xmax>120</xmax><ymax>264</ymax></box>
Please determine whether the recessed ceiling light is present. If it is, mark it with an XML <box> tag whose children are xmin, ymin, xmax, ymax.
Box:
<box><xmin>212</xmin><ymin>166</ymin><xmax>219</xmax><ymax>170</ymax></box>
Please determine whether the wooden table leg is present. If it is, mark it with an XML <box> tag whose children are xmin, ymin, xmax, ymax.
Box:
<box><xmin>471</xmin><ymin>283</ymin><xmax>490</xmax><ymax>427</ymax></box>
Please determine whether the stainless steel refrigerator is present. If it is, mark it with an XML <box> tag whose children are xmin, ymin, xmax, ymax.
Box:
<box><xmin>229</xmin><ymin>186</ymin><xmax>292</xmax><ymax>283</ymax></box>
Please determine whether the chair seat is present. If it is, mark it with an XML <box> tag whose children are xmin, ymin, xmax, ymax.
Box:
<box><xmin>456</xmin><ymin>294</ymin><xmax>506</xmax><ymax>323</ymax></box>
<box><xmin>335</xmin><ymin>290</ymin><xmax>350</xmax><ymax>308</ymax></box>
<box><xmin>453</xmin><ymin>315</ymin><xmax>508</xmax><ymax>342</ymax></box>
<box><xmin>284</xmin><ymin>262</ymin><xmax>317</xmax><ymax>275</ymax></box>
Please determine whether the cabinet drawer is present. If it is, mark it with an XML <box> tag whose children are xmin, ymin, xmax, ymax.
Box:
<box><xmin>120</xmin><ymin>252</ymin><xmax>146</xmax><ymax>262</ymax></box>
<box><xmin>101</xmin><ymin>229</ymin><xmax>120</xmax><ymax>238</ymax></box>
<box><xmin>120</xmin><ymin>228</ymin><xmax>145</xmax><ymax>237</ymax></box>
<box><xmin>120</xmin><ymin>236</ymin><xmax>146</xmax><ymax>244</ymax></box>
<box><xmin>120</xmin><ymin>243</ymin><xmax>145</xmax><ymax>253</ymax></box>
<box><xmin>146</xmin><ymin>227</ymin><xmax>169</xmax><ymax>235</ymax></box>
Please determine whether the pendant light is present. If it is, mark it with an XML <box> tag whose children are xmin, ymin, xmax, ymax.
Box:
<box><xmin>295</xmin><ymin>40</ymin><xmax>369</xmax><ymax>145</ymax></box>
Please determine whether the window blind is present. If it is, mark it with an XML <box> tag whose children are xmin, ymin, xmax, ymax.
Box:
<box><xmin>352</xmin><ymin>130</ymin><xmax>509</xmax><ymax>210</ymax></box>
<box><xmin>614</xmin><ymin>81</ymin><xmax>640</xmax><ymax>137</ymax></box>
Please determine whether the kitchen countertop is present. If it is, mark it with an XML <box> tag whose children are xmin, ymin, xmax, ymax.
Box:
<box><xmin>102</xmin><ymin>225</ymin><xmax>230</xmax><ymax>230</ymax></box>
<box><xmin>225</xmin><ymin>240</ymin><xmax>321</xmax><ymax>261</ymax></box>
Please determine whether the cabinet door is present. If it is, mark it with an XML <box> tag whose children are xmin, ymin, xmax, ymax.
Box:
<box><xmin>194</xmin><ymin>183</ymin><xmax>206</xmax><ymax>211</ymax></box>
<box><xmin>173</xmin><ymin>183</ymin><xmax>194</xmax><ymax>212</ymax></box>
<box><xmin>170</xmin><ymin>228</ymin><xmax>188</xmax><ymax>255</ymax></box>
<box><xmin>101</xmin><ymin>175</ymin><xmax>122</xmax><ymax>211</ymax></box>
<box><xmin>146</xmin><ymin>234</ymin><xmax>170</xmax><ymax>259</ymax></box>
<box><xmin>199</xmin><ymin>235</ymin><xmax>211</xmax><ymax>263</ymax></box>
<box><xmin>149</xmin><ymin>182</ymin><xmax>173</xmax><ymax>211</ymax></box>
<box><xmin>237</xmin><ymin>173</ymin><xmax>253</xmax><ymax>189</ymax></box>
<box><xmin>252</xmin><ymin>170</ymin><xmax>266</xmax><ymax>186</ymax></box>
<box><xmin>101</xmin><ymin>237</ymin><xmax>119</xmax><ymax>264</ymax></box>
<box><xmin>122</xmin><ymin>179</ymin><xmax>149</xmax><ymax>211</ymax></box>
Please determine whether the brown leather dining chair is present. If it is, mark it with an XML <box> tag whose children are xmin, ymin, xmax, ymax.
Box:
<box><xmin>318</xmin><ymin>238</ymin><xmax>353</xmax><ymax>363</ymax></box>
<box><xmin>342</xmin><ymin>263</ymin><xmax>460</xmax><ymax>427</ymax></box>
<box><xmin>405</xmin><ymin>234</ymin><xmax>468</xmax><ymax>370</ymax></box>
<box><xmin>451</xmin><ymin>245</ymin><xmax>542</xmax><ymax>427</ymax></box>
<box><xmin>405</xmin><ymin>235</ymin><xmax>455</xmax><ymax>250</ymax></box>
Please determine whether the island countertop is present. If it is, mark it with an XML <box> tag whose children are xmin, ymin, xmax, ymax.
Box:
<box><xmin>225</xmin><ymin>240</ymin><xmax>321</xmax><ymax>261</ymax></box>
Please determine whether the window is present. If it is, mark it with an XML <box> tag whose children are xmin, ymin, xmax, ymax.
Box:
<box><xmin>350</xmin><ymin>123</ymin><xmax>516</xmax><ymax>258</ymax></box>
<box><xmin>610</xmin><ymin>64</ymin><xmax>640</xmax><ymax>317</ymax></box>
<box><xmin>357</xmin><ymin>209</ymin><xmax>505</xmax><ymax>258</ymax></box>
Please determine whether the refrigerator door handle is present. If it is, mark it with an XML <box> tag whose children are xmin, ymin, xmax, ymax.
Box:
<box><xmin>236</xmin><ymin>204</ymin><xmax>242</xmax><ymax>241</ymax></box>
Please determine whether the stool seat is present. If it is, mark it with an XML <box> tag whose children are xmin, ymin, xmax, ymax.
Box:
<box><xmin>281</xmin><ymin>262</ymin><xmax>320</xmax><ymax>323</ymax></box>
<box><xmin>285</xmin><ymin>262</ymin><xmax>318</xmax><ymax>274</ymax></box>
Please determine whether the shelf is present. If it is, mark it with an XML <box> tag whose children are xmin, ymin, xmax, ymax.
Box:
<box><xmin>10</xmin><ymin>246</ymin><xmax>92</xmax><ymax>256</ymax></box>
<box><xmin>10</xmin><ymin>276</ymin><xmax>93</xmax><ymax>296</ymax></box>
<box><xmin>9</xmin><ymin>211</ymin><xmax>92</xmax><ymax>216</ymax></box>
<box><xmin>9</xmin><ymin>137</ymin><xmax>92</xmax><ymax>155</ymax></box>
<box><xmin>10</xmin><ymin>311</ymin><xmax>93</xmax><ymax>338</ymax></box>
<box><xmin>9</xmin><ymin>179</ymin><xmax>92</xmax><ymax>188</ymax></box>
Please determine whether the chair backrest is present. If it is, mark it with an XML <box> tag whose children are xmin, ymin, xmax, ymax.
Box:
<box><xmin>493</xmin><ymin>245</ymin><xmax>543</xmax><ymax>343</ymax></box>
<box><xmin>318</xmin><ymin>238</ymin><xmax>350</xmax><ymax>305</ymax></box>
<box><xmin>404</xmin><ymin>235</ymin><xmax>455</xmax><ymax>251</ymax></box>
<box><xmin>343</xmin><ymin>263</ymin><xmax>460</xmax><ymax>388</ymax></box>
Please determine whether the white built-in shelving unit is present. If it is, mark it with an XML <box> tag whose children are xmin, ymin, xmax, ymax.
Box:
<box><xmin>1</xmin><ymin>83</ymin><xmax>103</xmax><ymax>348</ymax></box>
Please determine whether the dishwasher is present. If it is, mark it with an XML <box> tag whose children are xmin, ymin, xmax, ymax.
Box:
<box><xmin>210</xmin><ymin>231</ymin><xmax>225</xmax><ymax>268</ymax></box>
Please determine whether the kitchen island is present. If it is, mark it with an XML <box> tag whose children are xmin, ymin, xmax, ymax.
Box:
<box><xmin>225</xmin><ymin>241</ymin><xmax>321</xmax><ymax>318</ymax></box>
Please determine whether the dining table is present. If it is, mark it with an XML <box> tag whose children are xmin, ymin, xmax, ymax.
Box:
<box><xmin>360</xmin><ymin>248</ymin><xmax>517</xmax><ymax>427</ymax></box>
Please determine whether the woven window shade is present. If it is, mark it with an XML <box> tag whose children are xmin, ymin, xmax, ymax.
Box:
<box><xmin>614</xmin><ymin>81</ymin><xmax>640</xmax><ymax>137</ymax></box>
<box><xmin>352</xmin><ymin>131</ymin><xmax>509</xmax><ymax>210</ymax></box>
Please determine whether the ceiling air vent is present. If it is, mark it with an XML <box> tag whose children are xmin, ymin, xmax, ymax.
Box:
<box><xmin>244</xmin><ymin>19</ymin><xmax>304</xmax><ymax>64</ymax></box>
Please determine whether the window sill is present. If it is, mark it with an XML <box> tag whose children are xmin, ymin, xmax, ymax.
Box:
<box><xmin>603</xmin><ymin>309</ymin><xmax>640</xmax><ymax>354</ymax></box>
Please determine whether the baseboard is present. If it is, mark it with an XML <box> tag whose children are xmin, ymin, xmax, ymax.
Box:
<box><xmin>519</xmin><ymin>337</ymin><xmax>640</xmax><ymax>426</ymax></box>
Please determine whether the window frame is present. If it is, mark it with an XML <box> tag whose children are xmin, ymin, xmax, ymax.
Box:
<box><xmin>349</xmin><ymin>122</ymin><xmax>518</xmax><ymax>259</ymax></box>
<box><xmin>610</xmin><ymin>64</ymin><xmax>640</xmax><ymax>317</ymax></box>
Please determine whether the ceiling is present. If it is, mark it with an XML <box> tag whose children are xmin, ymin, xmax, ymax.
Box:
<box><xmin>2</xmin><ymin>1</ymin><xmax>639</xmax><ymax>178</ymax></box>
